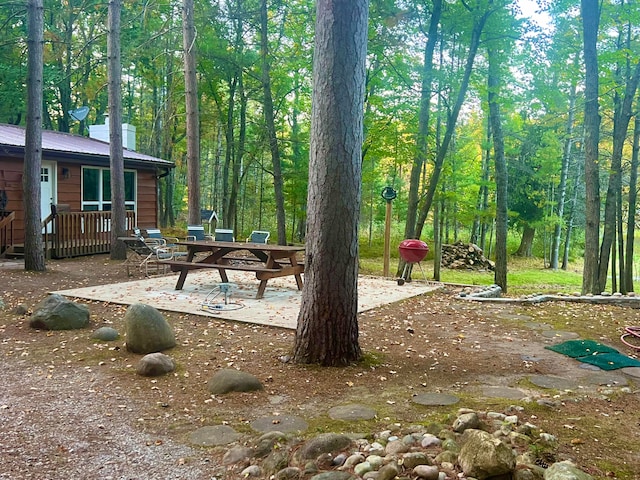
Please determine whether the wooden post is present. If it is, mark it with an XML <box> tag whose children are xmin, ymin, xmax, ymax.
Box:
<box><xmin>383</xmin><ymin>199</ymin><xmax>392</xmax><ymax>277</ymax></box>
<box><xmin>380</xmin><ymin>186</ymin><xmax>396</xmax><ymax>277</ymax></box>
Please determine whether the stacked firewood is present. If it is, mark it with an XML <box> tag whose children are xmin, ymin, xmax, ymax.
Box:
<box><xmin>441</xmin><ymin>241</ymin><xmax>495</xmax><ymax>271</ymax></box>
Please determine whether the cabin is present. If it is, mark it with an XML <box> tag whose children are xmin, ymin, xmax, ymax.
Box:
<box><xmin>0</xmin><ymin>123</ymin><xmax>174</xmax><ymax>259</ymax></box>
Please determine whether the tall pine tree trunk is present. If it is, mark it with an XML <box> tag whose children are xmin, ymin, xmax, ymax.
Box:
<box><xmin>24</xmin><ymin>0</ymin><xmax>45</xmax><ymax>271</ymax></box>
<box><xmin>293</xmin><ymin>0</ymin><xmax>368</xmax><ymax>366</ymax></box>
<box><xmin>108</xmin><ymin>0</ymin><xmax>126</xmax><ymax>261</ymax></box>
<box><xmin>625</xmin><ymin>112</ymin><xmax>640</xmax><ymax>291</ymax></box>
<box><xmin>581</xmin><ymin>0</ymin><xmax>601</xmax><ymax>295</ymax></box>
<box><xmin>260</xmin><ymin>0</ymin><xmax>286</xmax><ymax>245</ymax></box>
<box><xmin>183</xmin><ymin>0</ymin><xmax>200</xmax><ymax>225</ymax></box>
<box><xmin>488</xmin><ymin>47</ymin><xmax>507</xmax><ymax>293</ymax></box>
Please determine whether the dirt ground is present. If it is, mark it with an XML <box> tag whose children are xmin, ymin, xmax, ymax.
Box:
<box><xmin>1</xmin><ymin>254</ymin><xmax>640</xmax><ymax>479</ymax></box>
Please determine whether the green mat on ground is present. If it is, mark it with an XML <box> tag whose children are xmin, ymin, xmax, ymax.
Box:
<box><xmin>545</xmin><ymin>339</ymin><xmax>619</xmax><ymax>358</ymax></box>
<box><xmin>576</xmin><ymin>352</ymin><xmax>640</xmax><ymax>370</ymax></box>
<box><xmin>545</xmin><ymin>339</ymin><xmax>640</xmax><ymax>370</ymax></box>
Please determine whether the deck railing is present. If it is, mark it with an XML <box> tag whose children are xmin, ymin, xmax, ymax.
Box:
<box><xmin>43</xmin><ymin>211</ymin><xmax>136</xmax><ymax>258</ymax></box>
<box><xmin>0</xmin><ymin>211</ymin><xmax>15</xmax><ymax>255</ymax></box>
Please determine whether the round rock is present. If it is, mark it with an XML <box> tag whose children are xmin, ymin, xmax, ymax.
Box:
<box><xmin>92</xmin><ymin>326</ymin><xmax>119</xmax><ymax>341</ymax></box>
<box><xmin>412</xmin><ymin>393</ymin><xmax>459</xmax><ymax>406</ymax></box>
<box><xmin>328</xmin><ymin>404</ymin><xmax>377</xmax><ymax>421</ymax></box>
<box><xmin>124</xmin><ymin>303</ymin><xmax>176</xmax><ymax>354</ymax></box>
<box><xmin>207</xmin><ymin>368</ymin><xmax>263</xmax><ymax>394</ymax></box>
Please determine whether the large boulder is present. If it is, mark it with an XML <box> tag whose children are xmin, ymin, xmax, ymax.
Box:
<box><xmin>29</xmin><ymin>294</ymin><xmax>90</xmax><ymax>330</ymax></box>
<box><xmin>124</xmin><ymin>303</ymin><xmax>176</xmax><ymax>354</ymax></box>
<box><xmin>458</xmin><ymin>429</ymin><xmax>516</xmax><ymax>480</ymax></box>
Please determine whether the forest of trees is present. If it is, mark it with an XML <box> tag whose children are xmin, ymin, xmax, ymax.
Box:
<box><xmin>3</xmin><ymin>0</ymin><xmax>640</xmax><ymax>295</ymax></box>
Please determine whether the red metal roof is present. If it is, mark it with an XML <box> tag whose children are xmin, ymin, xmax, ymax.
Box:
<box><xmin>0</xmin><ymin>123</ymin><xmax>173</xmax><ymax>167</ymax></box>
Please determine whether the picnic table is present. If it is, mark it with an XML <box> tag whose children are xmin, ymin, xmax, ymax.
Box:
<box><xmin>163</xmin><ymin>240</ymin><xmax>305</xmax><ymax>299</ymax></box>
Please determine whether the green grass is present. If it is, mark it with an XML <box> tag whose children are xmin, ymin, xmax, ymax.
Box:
<box><xmin>359</xmin><ymin>255</ymin><xmax>585</xmax><ymax>296</ymax></box>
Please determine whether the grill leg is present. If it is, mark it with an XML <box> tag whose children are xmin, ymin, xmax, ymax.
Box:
<box><xmin>397</xmin><ymin>263</ymin><xmax>410</xmax><ymax>285</ymax></box>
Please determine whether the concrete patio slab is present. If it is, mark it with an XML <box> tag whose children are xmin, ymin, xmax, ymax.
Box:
<box><xmin>53</xmin><ymin>271</ymin><xmax>439</xmax><ymax>330</ymax></box>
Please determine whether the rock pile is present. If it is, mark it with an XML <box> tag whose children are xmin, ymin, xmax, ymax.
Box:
<box><xmin>441</xmin><ymin>242</ymin><xmax>494</xmax><ymax>271</ymax></box>
<box><xmin>216</xmin><ymin>407</ymin><xmax>592</xmax><ymax>480</ymax></box>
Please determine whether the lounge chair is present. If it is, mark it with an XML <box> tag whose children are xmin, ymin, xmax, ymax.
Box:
<box><xmin>186</xmin><ymin>224</ymin><xmax>214</xmax><ymax>242</ymax></box>
<box><xmin>214</xmin><ymin>228</ymin><xmax>235</xmax><ymax>242</ymax></box>
<box><xmin>246</xmin><ymin>230</ymin><xmax>270</xmax><ymax>244</ymax></box>
<box><xmin>141</xmin><ymin>227</ymin><xmax>186</xmax><ymax>257</ymax></box>
<box><xmin>119</xmin><ymin>235</ymin><xmax>174</xmax><ymax>277</ymax></box>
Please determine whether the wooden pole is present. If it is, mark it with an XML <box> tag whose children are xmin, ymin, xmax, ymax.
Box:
<box><xmin>383</xmin><ymin>200</ymin><xmax>392</xmax><ymax>277</ymax></box>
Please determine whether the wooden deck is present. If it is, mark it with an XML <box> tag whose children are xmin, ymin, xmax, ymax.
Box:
<box><xmin>43</xmin><ymin>211</ymin><xmax>136</xmax><ymax>258</ymax></box>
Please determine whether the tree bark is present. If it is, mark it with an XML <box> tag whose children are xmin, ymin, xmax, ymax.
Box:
<box><xmin>183</xmin><ymin>0</ymin><xmax>200</xmax><ymax>225</ymax></box>
<box><xmin>562</xmin><ymin>151</ymin><xmax>582</xmax><ymax>270</ymax></box>
<box><xmin>625</xmin><ymin>112</ymin><xmax>640</xmax><ymax>292</ymax></box>
<box><xmin>24</xmin><ymin>0</ymin><xmax>45</xmax><ymax>271</ymax></box>
<box><xmin>597</xmin><ymin>59</ymin><xmax>640</xmax><ymax>292</ymax></box>
<box><xmin>581</xmin><ymin>0</ymin><xmax>601</xmax><ymax>295</ymax></box>
<box><xmin>260</xmin><ymin>0</ymin><xmax>287</xmax><ymax>245</ymax></box>
<box><xmin>293</xmin><ymin>0</ymin><xmax>368</xmax><ymax>366</ymax></box>
<box><xmin>488</xmin><ymin>47</ymin><xmax>507</xmax><ymax>294</ymax></box>
<box><xmin>550</xmin><ymin>68</ymin><xmax>577</xmax><ymax>269</ymax></box>
<box><xmin>108</xmin><ymin>0</ymin><xmax>126</xmax><ymax>261</ymax></box>
<box><xmin>415</xmin><ymin>6</ymin><xmax>492</xmax><ymax>238</ymax></box>
<box><xmin>515</xmin><ymin>225</ymin><xmax>535</xmax><ymax>257</ymax></box>
<box><xmin>404</xmin><ymin>0</ymin><xmax>442</xmax><ymax>241</ymax></box>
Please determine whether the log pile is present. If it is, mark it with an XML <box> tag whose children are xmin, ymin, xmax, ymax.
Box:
<box><xmin>441</xmin><ymin>241</ymin><xmax>495</xmax><ymax>271</ymax></box>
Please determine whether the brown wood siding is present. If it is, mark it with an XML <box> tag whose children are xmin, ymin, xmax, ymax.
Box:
<box><xmin>55</xmin><ymin>163</ymin><xmax>82</xmax><ymax>209</ymax></box>
<box><xmin>1</xmin><ymin>156</ymin><xmax>160</xmax><ymax>246</ymax></box>
<box><xmin>136</xmin><ymin>170</ymin><xmax>158</xmax><ymax>228</ymax></box>
<box><xmin>0</xmin><ymin>157</ymin><xmax>26</xmax><ymax>243</ymax></box>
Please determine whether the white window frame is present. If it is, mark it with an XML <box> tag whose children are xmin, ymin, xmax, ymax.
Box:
<box><xmin>81</xmin><ymin>166</ymin><xmax>137</xmax><ymax>212</ymax></box>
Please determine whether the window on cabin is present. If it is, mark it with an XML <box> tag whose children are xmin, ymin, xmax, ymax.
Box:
<box><xmin>82</xmin><ymin>167</ymin><xmax>136</xmax><ymax>211</ymax></box>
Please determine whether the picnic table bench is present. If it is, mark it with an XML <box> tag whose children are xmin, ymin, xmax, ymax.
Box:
<box><xmin>164</xmin><ymin>240</ymin><xmax>305</xmax><ymax>299</ymax></box>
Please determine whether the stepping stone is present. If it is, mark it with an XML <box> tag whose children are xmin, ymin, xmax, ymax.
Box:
<box><xmin>250</xmin><ymin>415</ymin><xmax>308</xmax><ymax>433</ymax></box>
<box><xmin>541</xmin><ymin>330</ymin><xmax>580</xmax><ymax>340</ymax></box>
<box><xmin>578</xmin><ymin>363</ymin><xmax>602</xmax><ymax>371</ymax></box>
<box><xmin>481</xmin><ymin>386</ymin><xmax>527</xmax><ymax>400</ymax></box>
<box><xmin>497</xmin><ymin>313</ymin><xmax>533</xmax><ymax>321</ymax></box>
<box><xmin>621</xmin><ymin>367</ymin><xmax>640</xmax><ymax>380</ymax></box>
<box><xmin>529</xmin><ymin>375</ymin><xmax>578</xmax><ymax>391</ymax></box>
<box><xmin>521</xmin><ymin>354</ymin><xmax>543</xmax><ymax>362</ymax></box>
<box><xmin>579</xmin><ymin>371</ymin><xmax>628</xmax><ymax>386</ymax></box>
<box><xmin>524</xmin><ymin>322</ymin><xmax>553</xmax><ymax>330</ymax></box>
<box><xmin>268</xmin><ymin>395</ymin><xmax>288</xmax><ymax>405</ymax></box>
<box><xmin>189</xmin><ymin>425</ymin><xmax>241</xmax><ymax>446</ymax></box>
<box><xmin>328</xmin><ymin>404</ymin><xmax>377</xmax><ymax>421</ymax></box>
<box><xmin>411</xmin><ymin>393</ymin><xmax>459</xmax><ymax>406</ymax></box>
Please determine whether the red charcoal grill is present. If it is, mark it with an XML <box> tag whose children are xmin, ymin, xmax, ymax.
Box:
<box><xmin>397</xmin><ymin>239</ymin><xmax>429</xmax><ymax>285</ymax></box>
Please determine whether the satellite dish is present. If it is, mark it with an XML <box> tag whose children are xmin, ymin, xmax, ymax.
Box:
<box><xmin>69</xmin><ymin>106</ymin><xmax>90</xmax><ymax>121</ymax></box>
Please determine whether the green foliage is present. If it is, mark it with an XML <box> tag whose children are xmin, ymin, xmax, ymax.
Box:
<box><xmin>8</xmin><ymin>0</ymin><xmax>640</xmax><ymax>278</ymax></box>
